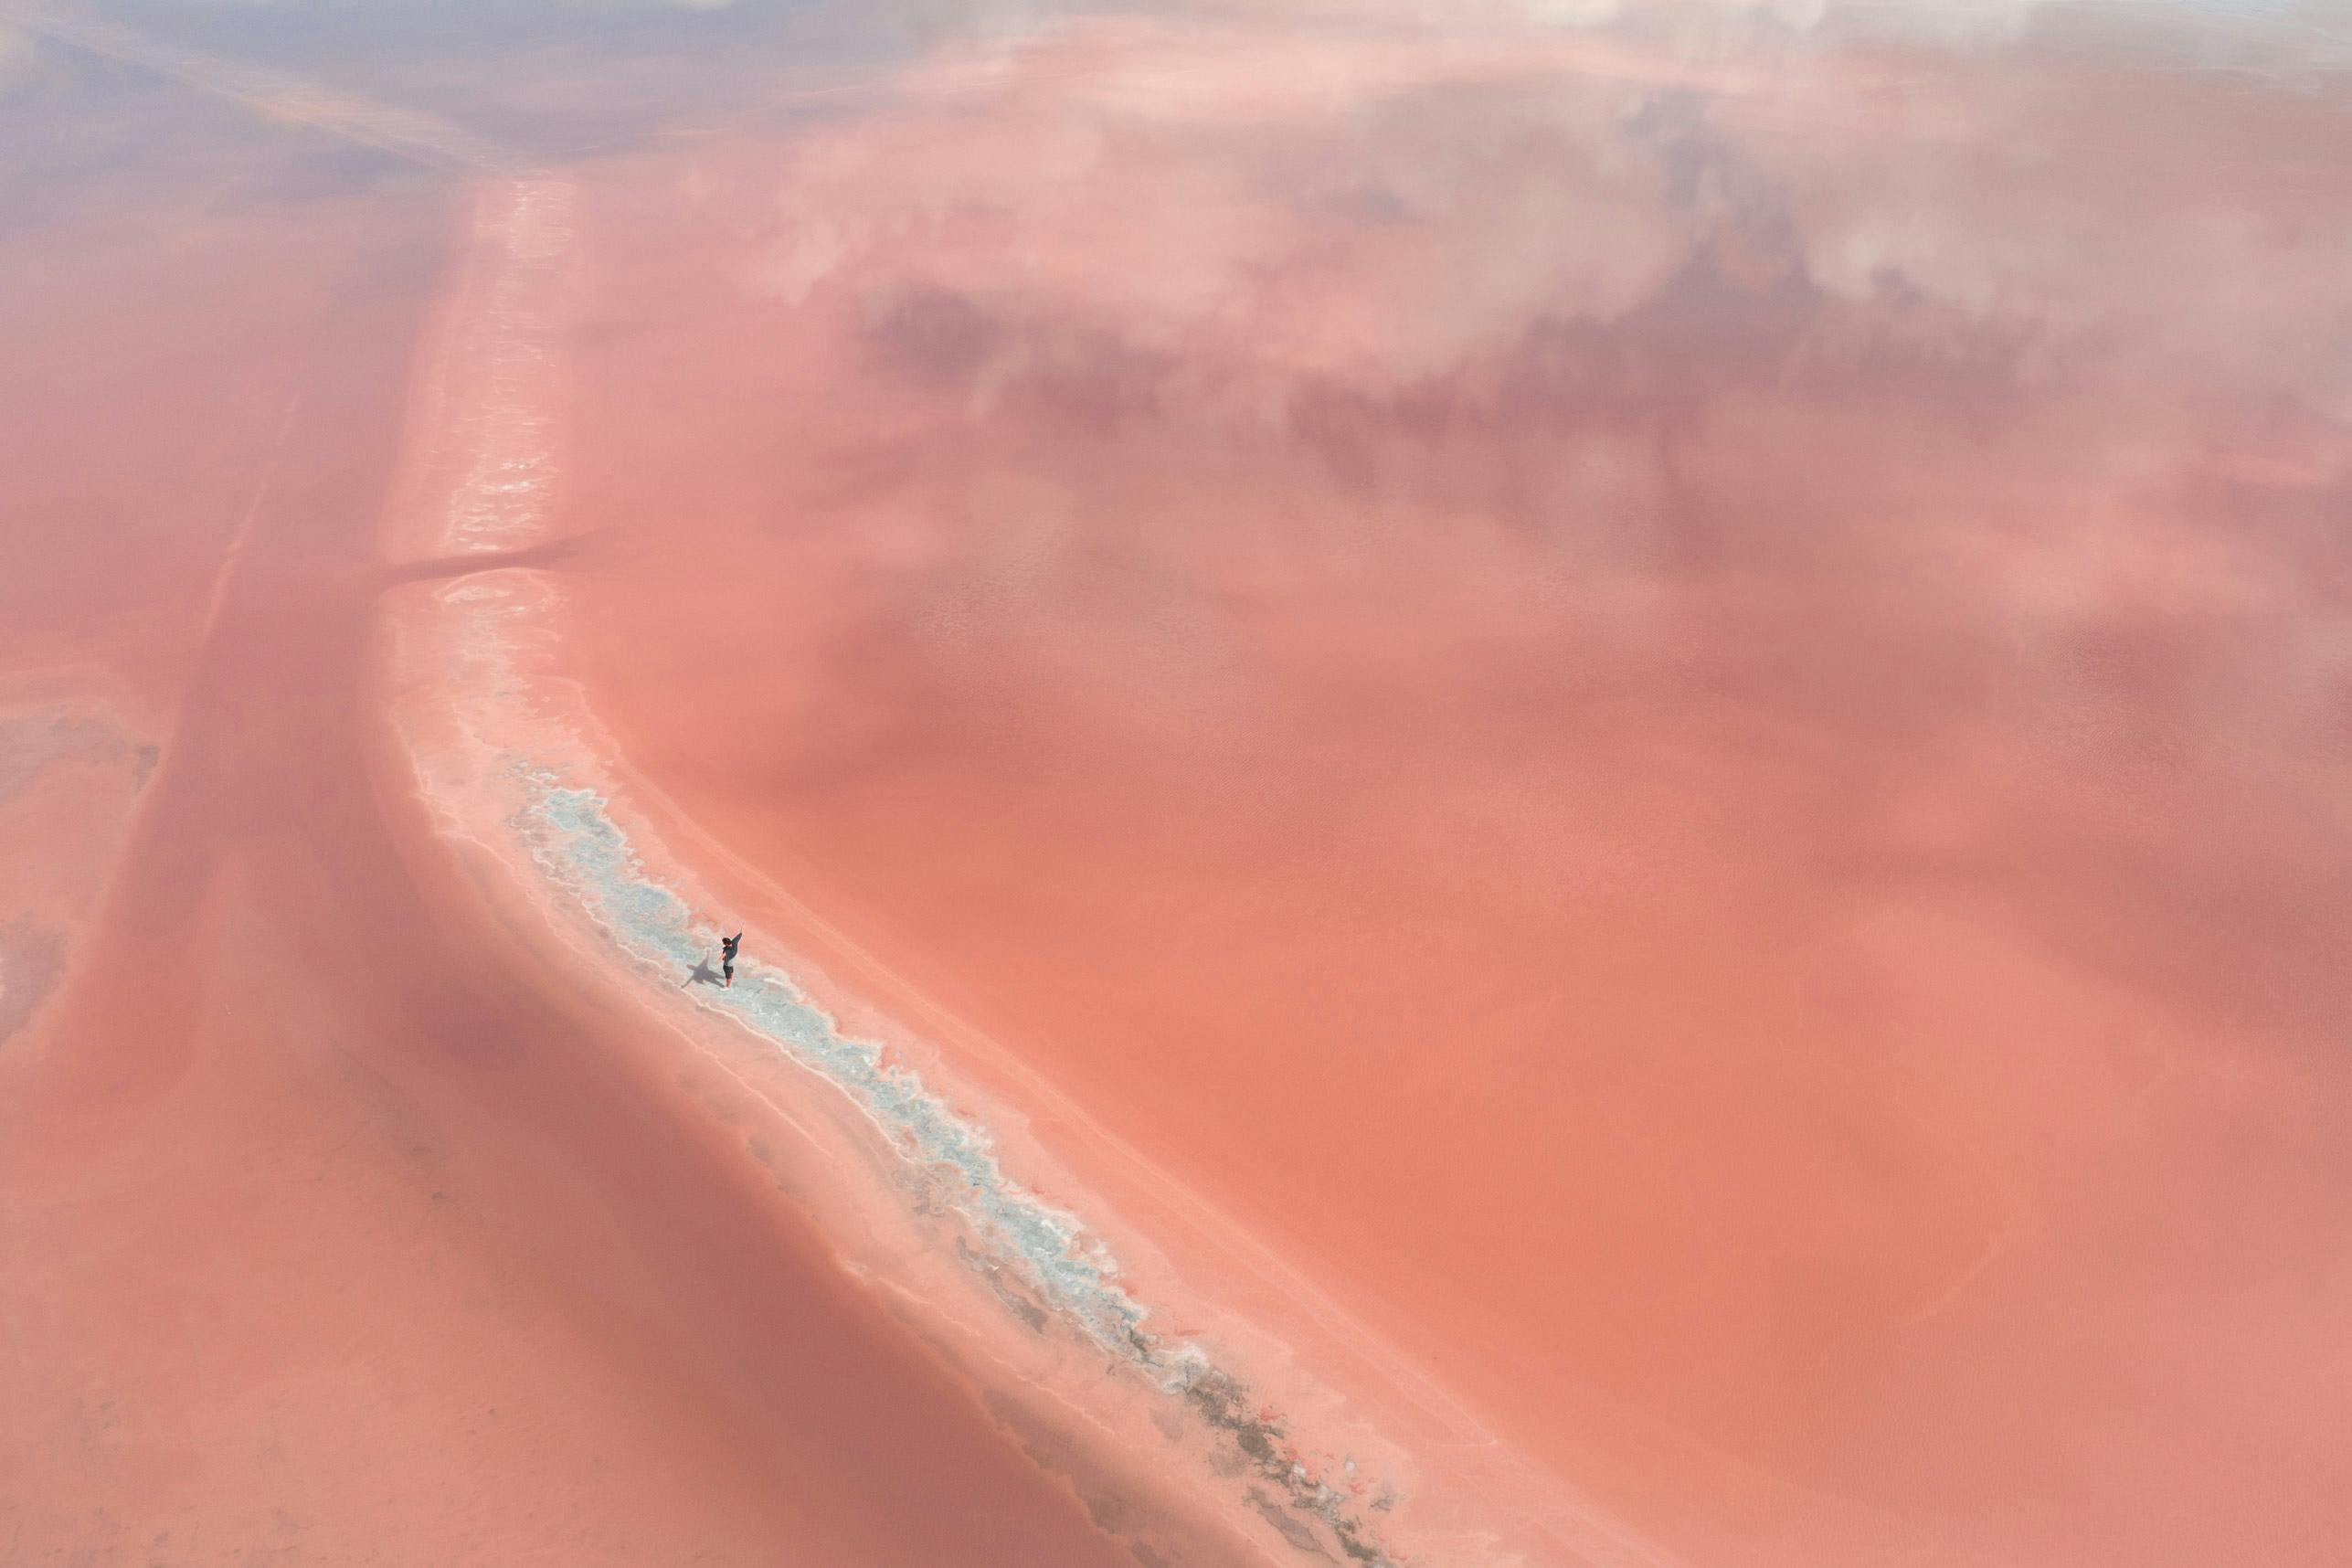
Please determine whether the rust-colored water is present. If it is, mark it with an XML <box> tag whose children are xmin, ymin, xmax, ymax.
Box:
<box><xmin>546</xmin><ymin>15</ymin><xmax>2352</xmax><ymax>1565</ymax></box>
<box><xmin>5</xmin><ymin>5</ymin><xmax>2347</xmax><ymax>1566</ymax></box>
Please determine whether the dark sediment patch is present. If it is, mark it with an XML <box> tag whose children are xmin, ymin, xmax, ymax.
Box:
<box><xmin>959</xmin><ymin>1237</ymin><xmax>1054</xmax><ymax>1332</ymax></box>
<box><xmin>1251</xmin><ymin>1488</ymin><xmax>1335</xmax><ymax>1558</ymax></box>
<box><xmin>1185</xmin><ymin>1369</ymin><xmax>1402</xmax><ymax>1565</ymax></box>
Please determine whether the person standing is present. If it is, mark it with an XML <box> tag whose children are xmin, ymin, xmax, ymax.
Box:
<box><xmin>719</xmin><ymin>931</ymin><xmax>741</xmax><ymax>988</ymax></box>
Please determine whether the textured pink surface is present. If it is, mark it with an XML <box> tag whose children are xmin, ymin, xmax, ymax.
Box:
<box><xmin>5</xmin><ymin>6</ymin><xmax>2347</xmax><ymax>1566</ymax></box>
<box><xmin>544</xmin><ymin>19</ymin><xmax>2352</xmax><ymax>1565</ymax></box>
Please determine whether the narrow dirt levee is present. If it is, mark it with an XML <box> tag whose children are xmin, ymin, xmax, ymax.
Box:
<box><xmin>0</xmin><ymin>170</ymin><xmax>1169</xmax><ymax>1568</ymax></box>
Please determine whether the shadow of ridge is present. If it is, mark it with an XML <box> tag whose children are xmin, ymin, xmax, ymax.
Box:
<box><xmin>381</xmin><ymin>528</ymin><xmax>618</xmax><ymax>587</ymax></box>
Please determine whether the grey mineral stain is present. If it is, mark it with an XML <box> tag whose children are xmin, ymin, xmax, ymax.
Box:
<box><xmin>1250</xmin><ymin>1489</ymin><xmax>1335</xmax><ymax>1558</ymax></box>
<box><xmin>0</xmin><ymin>710</ymin><xmax>145</xmax><ymax>801</ymax></box>
<box><xmin>960</xmin><ymin>1238</ymin><xmax>1053</xmax><ymax>1333</ymax></box>
<box><xmin>0</xmin><ymin>916</ymin><xmax>65</xmax><ymax>1046</ymax></box>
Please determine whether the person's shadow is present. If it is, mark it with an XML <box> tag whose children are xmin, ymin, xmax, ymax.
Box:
<box><xmin>681</xmin><ymin>956</ymin><xmax>725</xmax><ymax>988</ymax></box>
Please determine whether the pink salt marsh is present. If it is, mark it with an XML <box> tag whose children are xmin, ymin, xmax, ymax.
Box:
<box><xmin>539</xmin><ymin>15</ymin><xmax>2352</xmax><ymax>1568</ymax></box>
<box><xmin>0</xmin><ymin>22</ymin><xmax>1215</xmax><ymax>1568</ymax></box>
<box><xmin>4</xmin><ymin>5</ymin><xmax>2348</xmax><ymax>1567</ymax></box>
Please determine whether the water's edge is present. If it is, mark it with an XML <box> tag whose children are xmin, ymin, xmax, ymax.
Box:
<box><xmin>509</xmin><ymin>763</ymin><xmax>1410</xmax><ymax>1565</ymax></box>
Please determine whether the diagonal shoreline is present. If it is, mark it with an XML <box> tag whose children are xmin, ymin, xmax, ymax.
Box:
<box><xmin>377</xmin><ymin>172</ymin><xmax>1430</xmax><ymax>1567</ymax></box>
<box><xmin>408</xmin><ymin>610</ymin><xmax>1434</xmax><ymax>1566</ymax></box>
<box><xmin>378</xmin><ymin>175</ymin><xmax>1660</xmax><ymax>1568</ymax></box>
<box><xmin>517</xmin><ymin>770</ymin><xmax>1188</xmax><ymax>1380</ymax></box>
